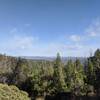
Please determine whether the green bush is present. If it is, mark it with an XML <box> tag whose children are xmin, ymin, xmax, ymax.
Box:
<box><xmin>0</xmin><ymin>83</ymin><xmax>30</xmax><ymax>100</ymax></box>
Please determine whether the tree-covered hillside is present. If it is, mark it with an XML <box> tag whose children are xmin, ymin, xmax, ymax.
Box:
<box><xmin>0</xmin><ymin>49</ymin><xmax>100</xmax><ymax>100</ymax></box>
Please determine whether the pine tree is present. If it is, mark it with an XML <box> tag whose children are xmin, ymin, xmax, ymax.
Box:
<box><xmin>53</xmin><ymin>53</ymin><xmax>67</xmax><ymax>93</ymax></box>
<box><xmin>65</xmin><ymin>60</ymin><xmax>74</xmax><ymax>91</ymax></box>
<box><xmin>94</xmin><ymin>49</ymin><xmax>100</xmax><ymax>59</ymax></box>
<box><xmin>93</xmin><ymin>49</ymin><xmax>100</xmax><ymax>94</ymax></box>
<box><xmin>87</xmin><ymin>59</ymin><xmax>95</xmax><ymax>85</ymax></box>
<box><xmin>73</xmin><ymin>59</ymin><xmax>85</xmax><ymax>95</ymax></box>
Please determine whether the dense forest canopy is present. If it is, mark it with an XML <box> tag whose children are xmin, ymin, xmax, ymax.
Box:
<box><xmin>0</xmin><ymin>49</ymin><xmax>100</xmax><ymax>100</ymax></box>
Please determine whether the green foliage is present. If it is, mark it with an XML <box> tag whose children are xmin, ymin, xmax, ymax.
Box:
<box><xmin>65</xmin><ymin>59</ymin><xmax>85</xmax><ymax>95</ymax></box>
<box><xmin>0</xmin><ymin>49</ymin><xmax>100</xmax><ymax>98</ymax></box>
<box><xmin>94</xmin><ymin>49</ymin><xmax>100</xmax><ymax>59</ymax></box>
<box><xmin>65</xmin><ymin>60</ymin><xmax>75</xmax><ymax>90</ymax></box>
<box><xmin>31</xmin><ymin>61</ymin><xmax>54</xmax><ymax>96</ymax></box>
<box><xmin>74</xmin><ymin>59</ymin><xmax>85</xmax><ymax>94</ymax></box>
<box><xmin>53</xmin><ymin>53</ymin><xmax>67</xmax><ymax>92</ymax></box>
<box><xmin>85</xmin><ymin>49</ymin><xmax>100</xmax><ymax>94</ymax></box>
<box><xmin>86</xmin><ymin>59</ymin><xmax>95</xmax><ymax>85</ymax></box>
<box><xmin>0</xmin><ymin>83</ymin><xmax>30</xmax><ymax>100</ymax></box>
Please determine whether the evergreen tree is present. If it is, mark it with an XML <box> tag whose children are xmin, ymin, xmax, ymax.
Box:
<box><xmin>73</xmin><ymin>59</ymin><xmax>85</xmax><ymax>95</ymax></box>
<box><xmin>86</xmin><ymin>59</ymin><xmax>95</xmax><ymax>86</ymax></box>
<box><xmin>10</xmin><ymin>57</ymin><xmax>22</xmax><ymax>85</ymax></box>
<box><xmin>53</xmin><ymin>53</ymin><xmax>67</xmax><ymax>93</ymax></box>
<box><xmin>65</xmin><ymin>60</ymin><xmax>74</xmax><ymax>91</ymax></box>
<box><xmin>93</xmin><ymin>49</ymin><xmax>100</xmax><ymax>94</ymax></box>
<box><xmin>94</xmin><ymin>49</ymin><xmax>100</xmax><ymax>59</ymax></box>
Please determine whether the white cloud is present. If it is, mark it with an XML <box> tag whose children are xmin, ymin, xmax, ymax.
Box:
<box><xmin>70</xmin><ymin>35</ymin><xmax>81</xmax><ymax>42</ymax></box>
<box><xmin>86</xmin><ymin>18</ymin><xmax>100</xmax><ymax>37</ymax></box>
<box><xmin>63</xmin><ymin>44</ymin><xmax>83</xmax><ymax>50</ymax></box>
<box><xmin>10</xmin><ymin>28</ymin><xmax>17</xmax><ymax>34</ymax></box>
<box><xmin>0</xmin><ymin>33</ymin><xmax>88</xmax><ymax>57</ymax></box>
<box><xmin>1</xmin><ymin>18</ymin><xmax>100</xmax><ymax>57</ymax></box>
<box><xmin>1</xmin><ymin>35</ymin><xmax>39</xmax><ymax>52</ymax></box>
<box><xmin>34</xmin><ymin>43</ymin><xmax>84</xmax><ymax>57</ymax></box>
<box><xmin>12</xmin><ymin>36</ymin><xmax>34</xmax><ymax>49</ymax></box>
<box><xmin>89</xmin><ymin>32</ymin><xmax>97</xmax><ymax>37</ymax></box>
<box><xmin>0</xmin><ymin>35</ymin><xmax>91</xmax><ymax>57</ymax></box>
<box><xmin>24</xmin><ymin>24</ymin><xmax>31</xmax><ymax>27</ymax></box>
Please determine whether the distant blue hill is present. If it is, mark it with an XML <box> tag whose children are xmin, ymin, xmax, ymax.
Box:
<box><xmin>21</xmin><ymin>56</ymin><xmax>87</xmax><ymax>64</ymax></box>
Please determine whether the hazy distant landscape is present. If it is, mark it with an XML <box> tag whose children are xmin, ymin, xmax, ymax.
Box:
<box><xmin>22</xmin><ymin>56</ymin><xmax>86</xmax><ymax>63</ymax></box>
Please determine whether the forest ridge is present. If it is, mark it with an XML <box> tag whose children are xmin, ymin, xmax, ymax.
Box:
<box><xmin>0</xmin><ymin>49</ymin><xmax>100</xmax><ymax>100</ymax></box>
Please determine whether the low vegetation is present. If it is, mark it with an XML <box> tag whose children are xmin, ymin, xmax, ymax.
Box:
<box><xmin>0</xmin><ymin>83</ymin><xmax>30</xmax><ymax>100</ymax></box>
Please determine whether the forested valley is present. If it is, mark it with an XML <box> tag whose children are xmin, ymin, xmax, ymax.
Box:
<box><xmin>0</xmin><ymin>49</ymin><xmax>100</xmax><ymax>100</ymax></box>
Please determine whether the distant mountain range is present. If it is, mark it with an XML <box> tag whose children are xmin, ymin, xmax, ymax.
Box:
<box><xmin>21</xmin><ymin>56</ymin><xmax>87</xmax><ymax>63</ymax></box>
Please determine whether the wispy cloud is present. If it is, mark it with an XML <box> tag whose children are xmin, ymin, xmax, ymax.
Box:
<box><xmin>24</xmin><ymin>24</ymin><xmax>31</xmax><ymax>27</ymax></box>
<box><xmin>1</xmin><ymin>18</ymin><xmax>100</xmax><ymax>57</ymax></box>
<box><xmin>63</xmin><ymin>18</ymin><xmax>100</xmax><ymax>56</ymax></box>
<box><xmin>86</xmin><ymin>18</ymin><xmax>100</xmax><ymax>37</ymax></box>
<box><xmin>69</xmin><ymin>18</ymin><xmax>100</xmax><ymax>43</ymax></box>
<box><xmin>37</xmin><ymin>18</ymin><xmax>100</xmax><ymax>57</ymax></box>
<box><xmin>70</xmin><ymin>35</ymin><xmax>81</xmax><ymax>42</ymax></box>
<box><xmin>63</xmin><ymin>44</ymin><xmax>83</xmax><ymax>50</ymax></box>
<box><xmin>0</xmin><ymin>34</ymin><xmax>39</xmax><ymax>54</ymax></box>
<box><xmin>10</xmin><ymin>28</ymin><xmax>17</xmax><ymax>34</ymax></box>
<box><xmin>9</xmin><ymin>35</ymin><xmax>35</xmax><ymax>50</ymax></box>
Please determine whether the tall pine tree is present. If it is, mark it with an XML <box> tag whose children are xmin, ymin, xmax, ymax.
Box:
<box><xmin>53</xmin><ymin>53</ymin><xmax>67</xmax><ymax>93</ymax></box>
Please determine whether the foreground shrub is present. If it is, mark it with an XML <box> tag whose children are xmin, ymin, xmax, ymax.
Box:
<box><xmin>0</xmin><ymin>83</ymin><xmax>30</xmax><ymax>100</ymax></box>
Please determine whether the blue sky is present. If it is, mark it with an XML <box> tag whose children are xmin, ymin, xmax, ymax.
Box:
<box><xmin>0</xmin><ymin>0</ymin><xmax>100</xmax><ymax>57</ymax></box>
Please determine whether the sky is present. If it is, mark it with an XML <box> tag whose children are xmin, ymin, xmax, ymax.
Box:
<box><xmin>0</xmin><ymin>0</ymin><xmax>100</xmax><ymax>57</ymax></box>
